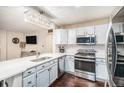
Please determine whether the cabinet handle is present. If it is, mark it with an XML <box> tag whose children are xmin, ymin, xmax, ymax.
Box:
<box><xmin>28</xmin><ymin>81</ymin><xmax>32</xmax><ymax>84</ymax></box>
<box><xmin>48</xmin><ymin>68</ymin><xmax>51</xmax><ymax>71</ymax></box>
<box><xmin>28</xmin><ymin>71</ymin><xmax>32</xmax><ymax>74</ymax></box>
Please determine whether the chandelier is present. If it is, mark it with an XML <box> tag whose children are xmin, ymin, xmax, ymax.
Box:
<box><xmin>24</xmin><ymin>8</ymin><xmax>54</xmax><ymax>29</ymax></box>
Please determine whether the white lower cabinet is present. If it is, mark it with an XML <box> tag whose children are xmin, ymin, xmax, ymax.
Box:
<box><xmin>36</xmin><ymin>63</ymin><xmax>58</xmax><ymax>87</ymax></box>
<box><xmin>65</xmin><ymin>56</ymin><xmax>74</xmax><ymax>73</ymax></box>
<box><xmin>49</xmin><ymin>64</ymin><xmax>58</xmax><ymax>84</ymax></box>
<box><xmin>37</xmin><ymin>69</ymin><xmax>49</xmax><ymax>87</ymax></box>
<box><xmin>96</xmin><ymin>58</ymin><xmax>108</xmax><ymax>81</ymax></box>
<box><xmin>23</xmin><ymin>60</ymin><xmax>58</xmax><ymax>87</ymax></box>
<box><xmin>23</xmin><ymin>73</ymin><xmax>36</xmax><ymax>87</ymax></box>
<box><xmin>59</xmin><ymin>57</ymin><xmax>65</xmax><ymax>73</ymax></box>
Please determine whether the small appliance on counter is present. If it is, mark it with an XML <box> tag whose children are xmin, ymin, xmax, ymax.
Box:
<box><xmin>58</xmin><ymin>45</ymin><xmax>65</xmax><ymax>53</ymax></box>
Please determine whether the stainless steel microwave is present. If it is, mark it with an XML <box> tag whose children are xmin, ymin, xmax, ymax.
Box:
<box><xmin>76</xmin><ymin>36</ymin><xmax>96</xmax><ymax>44</ymax></box>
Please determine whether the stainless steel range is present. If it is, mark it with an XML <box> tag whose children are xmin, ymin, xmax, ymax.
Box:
<box><xmin>74</xmin><ymin>49</ymin><xmax>96</xmax><ymax>81</ymax></box>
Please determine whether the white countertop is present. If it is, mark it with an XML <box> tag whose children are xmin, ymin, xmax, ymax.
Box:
<box><xmin>96</xmin><ymin>51</ymin><xmax>106</xmax><ymax>59</ymax></box>
<box><xmin>0</xmin><ymin>53</ymin><xmax>66</xmax><ymax>81</ymax></box>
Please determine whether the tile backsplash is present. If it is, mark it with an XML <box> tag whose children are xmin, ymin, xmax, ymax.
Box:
<box><xmin>55</xmin><ymin>44</ymin><xmax>106</xmax><ymax>58</ymax></box>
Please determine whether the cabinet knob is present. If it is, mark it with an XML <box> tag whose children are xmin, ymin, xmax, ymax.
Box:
<box><xmin>28</xmin><ymin>81</ymin><xmax>32</xmax><ymax>84</ymax></box>
<box><xmin>48</xmin><ymin>68</ymin><xmax>51</xmax><ymax>71</ymax></box>
<box><xmin>28</xmin><ymin>71</ymin><xmax>31</xmax><ymax>74</ymax></box>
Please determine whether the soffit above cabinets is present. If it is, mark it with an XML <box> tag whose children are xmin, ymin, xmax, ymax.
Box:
<box><xmin>43</xmin><ymin>6</ymin><xmax>116</xmax><ymax>26</ymax></box>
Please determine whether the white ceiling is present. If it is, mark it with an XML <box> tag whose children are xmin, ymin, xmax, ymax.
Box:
<box><xmin>44</xmin><ymin>6</ymin><xmax>116</xmax><ymax>26</ymax></box>
<box><xmin>0</xmin><ymin>6</ymin><xmax>116</xmax><ymax>32</ymax></box>
<box><xmin>0</xmin><ymin>6</ymin><xmax>47</xmax><ymax>33</ymax></box>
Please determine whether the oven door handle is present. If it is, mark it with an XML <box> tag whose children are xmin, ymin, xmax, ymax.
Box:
<box><xmin>74</xmin><ymin>55</ymin><xmax>95</xmax><ymax>59</ymax></box>
<box><xmin>74</xmin><ymin>58</ymin><xmax>95</xmax><ymax>62</ymax></box>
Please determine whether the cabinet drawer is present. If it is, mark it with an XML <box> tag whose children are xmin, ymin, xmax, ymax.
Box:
<box><xmin>36</xmin><ymin>63</ymin><xmax>49</xmax><ymax>71</ymax></box>
<box><xmin>96</xmin><ymin>58</ymin><xmax>105</xmax><ymax>63</ymax></box>
<box><xmin>66</xmin><ymin>56</ymin><xmax>74</xmax><ymax>59</ymax></box>
<box><xmin>23</xmin><ymin>68</ymin><xmax>36</xmax><ymax>77</ymax></box>
<box><xmin>23</xmin><ymin>73</ymin><xmax>36</xmax><ymax>87</ymax></box>
<box><xmin>49</xmin><ymin>60</ymin><xmax>58</xmax><ymax>65</ymax></box>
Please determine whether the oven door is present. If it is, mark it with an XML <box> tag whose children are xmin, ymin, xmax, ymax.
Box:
<box><xmin>75</xmin><ymin>58</ymin><xmax>95</xmax><ymax>73</ymax></box>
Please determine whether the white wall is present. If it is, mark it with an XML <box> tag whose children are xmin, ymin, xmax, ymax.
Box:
<box><xmin>0</xmin><ymin>31</ymin><xmax>7</xmax><ymax>61</ymax></box>
<box><xmin>0</xmin><ymin>30</ymin><xmax>24</xmax><ymax>61</ymax></box>
<box><xmin>0</xmin><ymin>29</ymin><xmax>53</xmax><ymax>61</ymax></box>
<box><xmin>6</xmin><ymin>31</ymin><xmax>24</xmax><ymax>60</ymax></box>
<box><xmin>24</xmin><ymin>30</ymin><xmax>53</xmax><ymax>53</ymax></box>
<box><xmin>64</xmin><ymin>18</ymin><xmax>109</xmax><ymax>29</ymax></box>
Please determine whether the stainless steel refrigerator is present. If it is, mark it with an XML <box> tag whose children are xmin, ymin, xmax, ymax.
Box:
<box><xmin>105</xmin><ymin>24</ymin><xmax>117</xmax><ymax>86</ymax></box>
<box><xmin>106</xmin><ymin>7</ymin><xmax>124</xmax><ymax>87</ymax></box>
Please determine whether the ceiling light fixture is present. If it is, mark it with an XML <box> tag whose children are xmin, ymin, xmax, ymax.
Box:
<box><xmin>24</xmin><ymin>7</ymin><xmax>54</xmax><ymax>29</ymax></box>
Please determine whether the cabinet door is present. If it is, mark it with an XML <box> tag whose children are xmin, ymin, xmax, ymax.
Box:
<box><xmin>85</xmin><ymin>26</ymin><xmax>95</xmax><ymax>35</ymax></box>
<box><xmin>49</xmin><ymin>64</ymin><xmax>58</xmax><ymax>84</ymax></box>
<box><xmin>59</xmin><ymin>57</ymin><xmax>65</xmax><ymax>72</ymax></box>
<box><xmin>77</xmin><ymin>26</ymin><xmax>94</xmax><ymax>36</ymax></box>
<box><xmin>53</xmin><ymin>29</ymin><xmax>61</xmax><ymax>44</ymax></box>
<box><xmin>68</xmin><ymin>29</ymin><xmax>76</xmax><ymax>44</ymax></box>
<box><xmin>53</xmin><ymin>29</ymin><xmax>68</xmax><ymax>44</ymax></box>
<box><xmin>23</xmin><ymin>73</ymin><xmax>36</xmax><ymax>87</ymax></box>
<box><xmin>61</xmin><ymin>29</ymin><xmax>68</xmax><ymax>44</ymax></box>
<box><xmin>96</xmin><ymin>61</ymin><xmax>108</xmax><ymax>81</ymax></box>
<box><xmin>65</xmin><ymin>56</ymin><xmax>74</xmax><ymax>72</ymax></box>
<box><xmin>95</xmin><ymin>24</ymin><xmax>108</xmax><ymax>44</ymax></box>
<box><xmin>37</xmin><ymin>69</ymin><xmax>49</xmax><ymax>87</ymax></box>
<box><xmin>77</xmin><ymin>27</ymin><xmax>85</xmax><ymax>36</ymax></box>
<box><xmin>112</xmin><ymin>23</ymin><xmax>120</xmax><ymax>33</ymax></box>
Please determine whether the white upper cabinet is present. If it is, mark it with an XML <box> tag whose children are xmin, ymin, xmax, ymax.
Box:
<box><xmin>53</xmin><ymin>29</ymin><xmax>68</xmax><ymax>44</ymax></box>
<box><xmin>112</xmin><ymin>22</ymin><xmax>124</xmax><ymax>33</ymax></box>
<box><xmin>77</xmin><ymin>27</ymin><xmax>85</xmax><ymax>36</ymax></box>
<box><xmin>112</xmin><ymin>23</ymin><xmax>120</xmax><ymax>33</ymax></box>
<box><xmin>53</xmin><ymin>24</ymin><xmax>109</xmax><ymax>45</ymax></box>
<box><xmin>61</xmin><ymin>29</ymin><xmax>68</xmax><ymax>44</ymax></box>
<box><xmin>85</xmin><ymin>26</ymin><xmax>95</xmax><ymax>35</ymax></box>
<box><xmin>95</xmin><ymin>24</ymin><xmax>108</xmax><ymax>44</ymax></box>
<box><xmin>68</xmin><ymin>29</ymin><xmax>76</xmax><ymax>44</ymax></box>
<box><xmin>77</xmin><ymin>26</ymin><xmax>95</xmax><ymax>36</ymax></box>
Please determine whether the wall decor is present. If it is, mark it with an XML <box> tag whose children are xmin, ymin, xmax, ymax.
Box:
<box><xmin>12</xmin><ymin>37</ymin><xmax>20</xmax><ymax>44</ymax></box>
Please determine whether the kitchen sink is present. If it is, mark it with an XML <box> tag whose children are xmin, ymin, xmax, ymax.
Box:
<box><xmin>31</xmin><ymin>57</ymin><xmax>52</xmax><ymax>62</ymax></box>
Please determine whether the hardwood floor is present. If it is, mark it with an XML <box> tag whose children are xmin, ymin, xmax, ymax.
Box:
<box><xmin>50</xmin><ymin>73</ymin><xmax>104</xmax><ymax>87</ymax></box>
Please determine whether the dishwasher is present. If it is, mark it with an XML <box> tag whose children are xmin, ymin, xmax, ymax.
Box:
<box><xmin>58</xmin><ymin>56</ymin><xmax>65</xmax><ymax>78</ymax></box>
